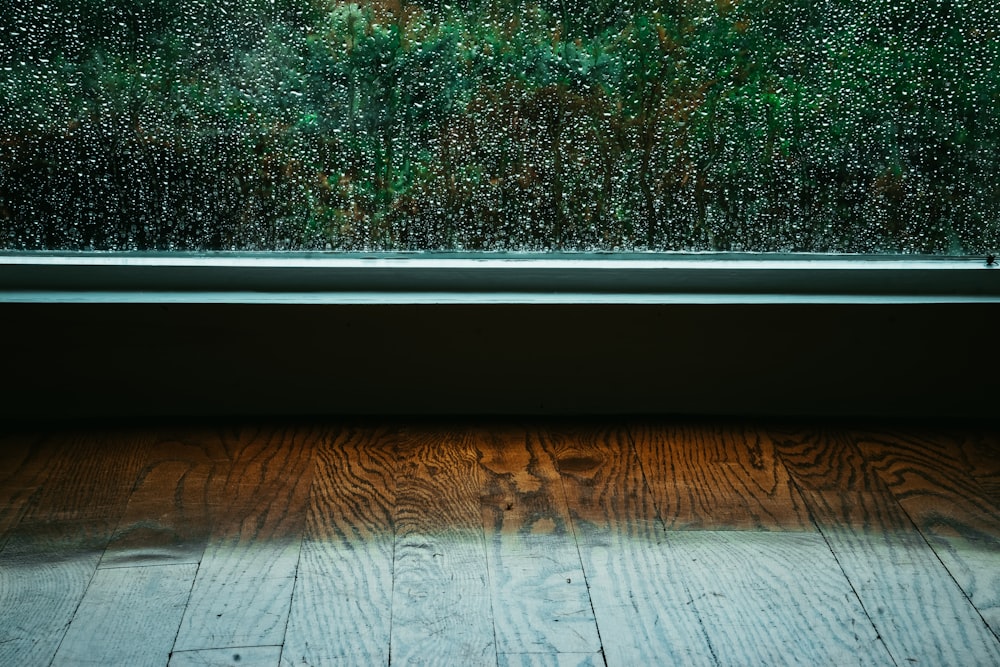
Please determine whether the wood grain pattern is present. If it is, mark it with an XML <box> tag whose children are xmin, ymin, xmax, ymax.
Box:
<box><xmin>854</xmin><ymin>428</ymin><xmax>1000</xmax><ymax>639</ymax></box>
<box><xmin>0</xmin><ymin>429</ymin><xmax>146</xmax><ymax>666</ymax></box>
<box><xmin>669</xmin><ymin>530</ymin><xmax>888</xmax><ymax>666</ymax></box>
<box><xmin>52</xmin><ymin>563</ymin><xmax>196</xmax><ymax>666</ymax></box>
<box><xmin>773</xmin><ymin>427</ymin><xmax>1000</xmax><ymax>664</ymax></box>
<box><xmin>960</xmin><ymin>431</ymin><xmax>1000</xmax><ymax>507</ymax></box>
<box><xmin>2</xmin><ymin>420</ymin><xmax>999</xmax><ymax>666</ymax></box>
<box><xmin>172</xmin><ymin>424</ymin><xmax>320</xmax><ymax>652</ymax></box>
<box><xmin>100</xmin><ymin>429</ymin><xmax>231</xmax><ymax>568</ymax></box>
<box><xmin>766</xmin><ymin>426</ymin><xmax>886</xmax><ymax>497</ymax></box>
<box><xmin>545</xmin><ymin>424</ymin><xmax>715</xmax><ymax>665</ymax></box>
<box><xmin>281</xmin><ymin>425</ymin><xmax>397</xmax><ymax>666</ymax></box>
<box><xmin>0</xmin><ymin>526</ymin><xmax>106</xmax><ymax>667</ymax></box>
<box><xmin>0</xmin><ymin>431</ymin><xmax>43</xmax><ymax>545</ymax></box>
<box><xmin>9</xmin><ymin>429</ymin><xmax>147</xmax><ymax>535</ymax></box>
<box><xmin>631</xmin><ymin>423</ymin><xmax>887</xmax><ymax>665</ymax></box>
<box><xmin>390</xmin><ymin>426</ymin><xmax>496</xmax><ymax>666</ymax></box>
<box><xmin>477</xmin><ymin>424</ymin><xmax>601</xmax><ymax>657</ymax></box>
<box><xmin>630</xmin><ymin>422</ymin><xmax>811</xmax><ymax>531</ymax></box>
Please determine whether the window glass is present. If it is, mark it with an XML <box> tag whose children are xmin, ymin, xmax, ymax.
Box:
<box><xmin>2</xmin><ymin>0</ymin><xmax>998</xmax><ymax>253</ymax></box>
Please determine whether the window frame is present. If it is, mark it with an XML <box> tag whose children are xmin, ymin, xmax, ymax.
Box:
<box><xmin>2</xmin><ymin>251</ymin><xmax>998</xmax><ymax>303</ymax></box>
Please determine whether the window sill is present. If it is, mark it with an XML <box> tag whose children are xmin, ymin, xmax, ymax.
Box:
<box><xmin>1</xmin><ymin>252</ymin><xmax>998</xmax><ymax>303</ymax></box>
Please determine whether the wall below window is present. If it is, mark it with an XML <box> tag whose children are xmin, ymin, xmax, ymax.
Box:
<box><xmin>1</xmin><ymin>302</ymin><xmax>995</xmax><ymax>420</ymax></box>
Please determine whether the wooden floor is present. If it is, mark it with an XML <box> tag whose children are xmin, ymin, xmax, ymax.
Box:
<box><xmin>1</xmin><ymin>420</ymin><xmax>999</xmax><ymax>666</ymax></box>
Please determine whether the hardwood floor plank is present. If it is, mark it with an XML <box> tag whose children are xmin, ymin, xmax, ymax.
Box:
<box><xmin>281</xmin><ymin>425</ymin><xmax>397</xmax><ymax>666</ymax></box>
<box><xmin>10</xmin><ymin>428</ymin><xmax>147</xmax><ymax>534</ymax></box>
<box><xmin>545</xmin><ymin>424</ymin><xmax>715</xmax><ymax>665</ymax></box>
<box><xmin>666</xmin><ymin>530</ymin><xmax>886</xmax><ymax>666</ymax></box>
<box><xmin>477</xmin><ymin>424</ymin><xmax>601</xmax><ymax>656</ymax></box>
<box><xmin>169</xmin><ymin>645</ymin><xmax>283</xmax><ymax>666</ymax></box>
<box><xmin>0</xmin><ymin>429</ymin><xmax>146</xmax><ymax>666</ymax></box>
<box><xmin>26</xmin><ymin>434</ymin><xmax>143</xmax><ymax>518</ymax></box>
<box><xmin>52</xmin><ymin>563</ymin><xmax>196</xmax><ymax>666</ymax></box>
<box><xmin>0</xmin><ymin>525</ymin><xmax>104</xmax><ymax>667</ymax></box>
<box><xmin>854</xmin><ymin>428</ymin><xmax>1000</xmax><ymax>640</ymax></box>
<box><xmin>631</xmin><ymin>423</ymin><xmax>888</xmax><ymax>666</ymax></box>
<box><xmin>823</xmin><ymin>517</ymin><xmax>999</xmax><ymax>665</ymax></box>
<box><xmin>774</xmin><ymin>427</ymin><xmax>1000</xmax><ymax>663</ymax></box>
<box><xmin>0</xmin><ymin>432</ymin><xmax>42</xmax><ymax>544</ymax></box>
<box><xmin>390</xmin><ymin>426</ymin><xmax>496</xmax><ymax>666</ymax></box>
<box><xmin>100</xmin><ymin>429</ymin><xmax>231</xmax><ymax>567</ymax></box>
<box><xmin>172</xmin><ymin>424</ymin><xmax>320</xmax><ymax>652</ymax></box>
<box><xmin>630</xmin><ymin>422</ymin><xmax>811</xmax><ymax>531</ymax></box>
<box><xmin>766</xmin><ymin>427</ymin><xmax>885</xmax><ymax>497</ymax></box>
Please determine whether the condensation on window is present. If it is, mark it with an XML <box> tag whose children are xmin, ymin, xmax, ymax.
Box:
<box><xmin>1</xmin><ymin>0</ymin><xmax>998</xmax><ymax>253</ymax></box>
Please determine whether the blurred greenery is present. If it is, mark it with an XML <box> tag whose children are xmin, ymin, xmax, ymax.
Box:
<box><xmin>1</xmin><ymin>0</ymin><xmax>998</xmax><ymax>252</ymax></box>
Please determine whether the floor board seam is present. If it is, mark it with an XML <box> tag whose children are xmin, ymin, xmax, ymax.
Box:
<box><xmin>782</xmin><ymin>468</ymin><xmax>900</xmax><ymax>667</ymax></box>
<box><xmin>170</xmin><ymin>644</ymin><xmax>284</xmax><ymax>653</ymax></box>
<box><xmin>853</xmin><ymin>433</ymin><xmax>1000</xmax><ymax>646</ymax></box>
<box><xmin>549</xmin><ymin>429</ymin><xmax>609</xmax><ymax>667</ymax></box>
<box><xmin>624</xmin><ymin>423</ymin><xmax>722</xmax><ymax>667</ymax></box>
<box><xmin>46</xmin><ymin>541</ymin><xmax>103</xmax><ymax>667</ymax></box>
<box><xmin>168</xmin><ymin>545</ymin><xmax>205</xmax><ymax>662</ymax></box>
<box><xmin>95</xmin><ymin>561</ymin><xmax>201</xmax><ymax>570</ymax></box>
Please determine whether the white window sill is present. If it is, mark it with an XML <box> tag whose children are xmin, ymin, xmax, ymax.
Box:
<box><xmin>1</xmin><ymin>252</ymin><xmax>997</xmax><ymax>303</ymax></box>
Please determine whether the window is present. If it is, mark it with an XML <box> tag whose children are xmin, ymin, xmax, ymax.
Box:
<box><xmin>2</xmin><ymin>0</ymin><xmax>998</xmax><ymax>254</ymax></box>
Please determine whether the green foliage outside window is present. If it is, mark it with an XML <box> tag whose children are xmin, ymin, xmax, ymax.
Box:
<box><xmin>2</xmin><ymin>0</ymin><xmax>998</xmax><ymax>252</ymax></box>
